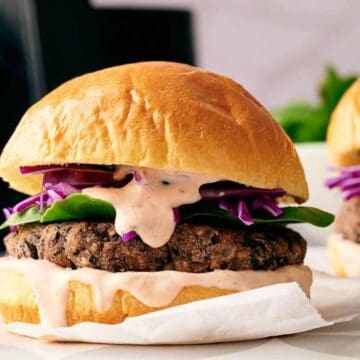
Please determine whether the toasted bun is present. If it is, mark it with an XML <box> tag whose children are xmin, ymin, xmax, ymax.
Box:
<box><xmin>0</xmin><ymin>259</ymin><xmax>312</xmax><ymax>326</ymax></box>
<box><xmin>327</xmin><ymin>233</ymin><xmax>360</xmax><ymax>277</ymax></box>
<box><xmin>0</xmin><ymin>62</ymin><xmax>308</xmax><ymax>201</ymax></box>
<box><xmin>327</xmin><ymin>78</ymin><xmax>360</xmax><ymax>166</ymax></box>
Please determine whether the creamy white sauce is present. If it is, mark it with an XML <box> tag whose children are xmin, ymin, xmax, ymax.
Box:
<box><xmin>83</xmin><ymin>167</ymin><xmax>217</xmax><ymax>248</ymax></box>
<box><xmin>0</xmin><ymin>257</ymin><xmax>312</xmax><ymax>327</ymax></box>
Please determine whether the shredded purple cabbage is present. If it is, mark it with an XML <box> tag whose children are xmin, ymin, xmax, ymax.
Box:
<box><xmin>2</xmin><ymin>208</ymin><xmax>17</xmax><ymax>231</ymax></box>
<box><xmin>251</xmin><ymin>197</ymin><xmax>283</xmax><ymax>217</ymax></box>
<box><xmin>237</xmin><ymin>199</ymin><xmax>254</xmax><ymax>226</ymax></box>
<box><xmin>20</xmin><ymin>165</ymin><xmax>65</xmax><ymax>174</ymax></box>
<box><xmin>217</xmin><ymin>195</ymin><xmax>283</xmax><ymax>226</ymax></box>
<box><xmin>3</xmin><ymin>182</ymin><xmax>80</xmax><ymax>231</ymax></box>
<box><xmin>173</xmin><ymin>208</ymin><xmax>180</xmax><ymax>224</ymax></box>
<box><xmin>219</xmin><ymin>199</ymin><xmax>237</xmax><ymax>217</ymax></box>
<box><xmin>122</xmin><ymin>230</ymin><xmax>138</xmax><ymax>242</ymax></box>
<box><xmin>43</xmin><ymin>169</ymin><xmax>115</xmax><ymax>186</ymax></box>
<box><xmin>325</xmin><ymin>166</ymin><xmax>360</xmax><ymax>201</ymax></box>
<box><xmin>13</xmin><ymin>193</ymin><xmax>43</xmax><ymax>213</ymax></box>
<box><xmin>133</xmin><ymin>169</ymin><xmax>148</xmax><ymax>184</ymax></box>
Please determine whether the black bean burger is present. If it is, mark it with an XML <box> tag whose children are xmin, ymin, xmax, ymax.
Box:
<box><xmin>0</xmin><ymin>62</ymin><xmax>333</xmax><ymax>327</ymax></box>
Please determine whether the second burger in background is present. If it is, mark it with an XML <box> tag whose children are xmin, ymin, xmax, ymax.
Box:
<box><xmin>326</xmin><ymin>78</ymin><xmax>360</xmax><ymax>277</ymax></box>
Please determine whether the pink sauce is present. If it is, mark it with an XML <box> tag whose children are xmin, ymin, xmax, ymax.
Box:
<box><xmin>82</xmin><ymin>167</ymin><xmax>218</xmax><ymax>248</ymax></box>
<box><xmin>0</xmin><ymin>257</ymin><xmax>312</xmax><ymax>327</ymax></box>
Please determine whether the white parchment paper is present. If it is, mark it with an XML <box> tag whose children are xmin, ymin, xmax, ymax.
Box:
<box><xmin>2</xmin><ymin>269</ymin><xmax>358</xmax><ymax>344</ymax></box>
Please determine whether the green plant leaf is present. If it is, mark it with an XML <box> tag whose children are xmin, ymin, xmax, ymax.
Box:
<box><xmin>253</xmin><ymin>206</ymin><xmax>334</xmax><ymax>227</ymax></box>
<box><xmin>0</xmin><ymin>194</ymin><xmax>115</xmax><ymax>230</ymax></box>
<box><xmin>0</xmin><ymin>206</ymin><xmax>42</xmax><ymax>230</ymax></box>
<box><xmin>272</xmin><ymin>102</ymin><xmax>328</xmax><ymax>142</ymax></box>
<box><xmin>319</xmin><ymin>66</ymin><xmax>357</xmax><ymax>115</ymax></box>
<box><xmin>271</xmin><ymin>66</ymin><xmax>357</xmax><ymax>142</ymax></box>
<box><xmin>40</xmin><ymin>194</ymin><xmax>115</xmax><ymax>222</ymax></box>
<box><xmin>180</xmin><ymin>205</ymin><xmax>334</xmax><ymax>227</ymax></box>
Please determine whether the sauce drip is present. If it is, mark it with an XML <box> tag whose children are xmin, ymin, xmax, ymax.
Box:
<box><xmin>83</xmin><ymin>167</ymin><xmax>217</xmax><ymax>248</ymax></box>
<box><xmin>0</xmin><ymin>258</ymin><xmax>312</xmax><ymax>327</ymax></box>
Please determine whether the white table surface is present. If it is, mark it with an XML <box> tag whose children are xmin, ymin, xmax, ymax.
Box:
<box><xmin>0</xmin><ymin>143</ymin><xmax>359</xmax><ymax>359</ymax></box>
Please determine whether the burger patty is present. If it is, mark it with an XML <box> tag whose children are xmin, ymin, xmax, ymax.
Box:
<box><xmin>335</xmin><ymin>196</ymin><xmax>360</xmax><ymax>243</ymax></box>
<box><xmin>4</xmin><ymin>222</ymin><xmax>306</xmax><ymax>273</ymax></box>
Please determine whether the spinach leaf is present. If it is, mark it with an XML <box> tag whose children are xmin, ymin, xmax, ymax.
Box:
<box><xmin>0</xmin><ymin>206</ymin><xmax>41</xmax><ymax>230</ymax></box>
<box><xmin>180</xmin><ymin>206</ymin><xmax>334</xmax><ymax>227</ymax></box>
<box><xmin>0</xmin><ymin>194</ymin><xmax>115</xmax><ymax>230</ymax></box>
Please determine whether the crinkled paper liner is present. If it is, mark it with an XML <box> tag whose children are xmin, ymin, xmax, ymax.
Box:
<box><xmin>1</xmin><ymin>271</ymin><xmax>359</xmax><ymax>344</ymax></box>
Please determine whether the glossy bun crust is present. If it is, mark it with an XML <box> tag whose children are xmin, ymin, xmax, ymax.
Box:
<box><xmin>0</xmin><ymin>62</ymin><xmax>308</xmax><ymax>201</ymax></box>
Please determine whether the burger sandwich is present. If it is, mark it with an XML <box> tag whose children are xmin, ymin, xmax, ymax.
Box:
<box><xmin>326</xmin><ymin>78</ymin><xmax>360</xmax><ymax>277</ymax></box>
<box><xmin>0</xmin><ymin>62</ymin><xmax>333</xmax><ymax>327</ymax></box>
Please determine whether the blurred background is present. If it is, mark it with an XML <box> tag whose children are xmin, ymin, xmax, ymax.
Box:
<box><xmin>0</xmin><ymin>0</ymin><xmax>359</xmax><ymax>248</ymax></box>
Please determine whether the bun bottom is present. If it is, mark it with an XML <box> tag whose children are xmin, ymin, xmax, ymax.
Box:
<box><xmin>0</xmin><ymin>259</ymin><xmax>311</xmax><ymax>326</ymax></box>
<box><xmin>328</xmin><ymin>233</ymin><xmax>360</xmax><ymax>277</ymax></box>
<box><xmin>0</xmin><ymin>270</ymin><xmax>234</xmax><ymax>325</ymax></box>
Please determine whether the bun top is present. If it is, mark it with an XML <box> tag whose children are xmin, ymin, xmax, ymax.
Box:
<box><xmin>0</xmin><ymin>61</ymin><xmax>308</xmax><ymax>201</ymax></box>
<box><xmin>327</xmin><ymin>78</ymin><xmax>360</xmax><ymax>166</ymax></box>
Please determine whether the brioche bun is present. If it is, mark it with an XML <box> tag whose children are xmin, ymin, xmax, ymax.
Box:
<box><xmin>0</xmin><ymin>258</ymin><xmax>312</xmax><ymax>326</ymax></box>
<box><xmin>0</xmin><ymin>61</ymin><xmax>308</xmax><ymax>201</ymax></box>
<box><xmin>327</xmin><ymin>78</ymin><xmax>360</xmax><ymax>166</ymax></box>
<box><xmin>328</xmin><ymin>233</ymin><xmax>360</xmax><ymax>277</ymax></box>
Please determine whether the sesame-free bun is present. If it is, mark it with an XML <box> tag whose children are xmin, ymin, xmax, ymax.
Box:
<box><xmin>0</xmin><ymin>271</ymin><xmax>235</xmax><ymax>326</ymax></box>
<box><xmin>327</xmin><ymin>78</ymin><xmax>360</xmax><ymax>166</ymax></box>
<box><xmin>0</xmin><ymin>62</ymin><xmax>308</xmax><ymax>201</ymax></box>
<box><xmin>0</xmin><ymin>258</ymin><xmax>312</xmax><ymax>326</ymax></box>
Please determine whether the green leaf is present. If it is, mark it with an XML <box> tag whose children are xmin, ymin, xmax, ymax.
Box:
<box><xmin>180</xmin><ymin>206</ymin><xmax>334</xmax><ymax>228</ymax></box>
<box><xmin>253</xmin><ymin>206</ymin><xmax>334</xmax><ymax>227</ymax></box>
<box><xmin>40</xmin><ymin>194</ymin><xmax>115</xmax><ymax>223</ymax></box>
<box><xmin>0</xmin><ymin>194</ymin><xmax>115</xmax><ymax>229</ymax></box>
<box><xmin>271</xmin><ymin>66</ymin><xmax>357</xmax><ymax>143</ymax></box>
<box><xmin>0</xmin><ymin>206</ymin><xmax>42</xmax><ymax>230</ymax></box>
<box><xmin>272</xmin><ymin>102</ymin><xmax>328</xmax><ymax>142</ymax></box>
<box><xmin>319</xmin><ymin>66</ymin><xmax>357</xmax><ymax>115</ymax></box>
